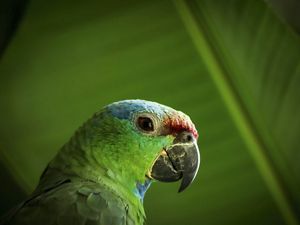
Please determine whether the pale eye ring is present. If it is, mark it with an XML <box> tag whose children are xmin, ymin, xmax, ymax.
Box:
<box><xmin>137</xmin><ymin>116</ymin><xmax>154</xmax><ymax>132</ymax></box>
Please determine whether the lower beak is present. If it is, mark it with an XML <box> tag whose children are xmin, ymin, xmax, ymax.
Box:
<box><xmin>148</xmin><ymin>131</ymin><xmax>200</xmax><ymax>192</ymax></box>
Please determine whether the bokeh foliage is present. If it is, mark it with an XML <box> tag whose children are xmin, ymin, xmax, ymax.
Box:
<box><xmin>0</xmin><ymin>0</ymin><xmax>299</xmax><ymax>225</ymax></box>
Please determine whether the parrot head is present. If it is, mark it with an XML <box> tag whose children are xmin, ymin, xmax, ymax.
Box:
<box><xmin>53</xmin><ymin>99</ymin><xmax>200</xmax><ymax>200</ymax></box>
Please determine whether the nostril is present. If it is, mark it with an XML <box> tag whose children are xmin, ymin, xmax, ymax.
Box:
<box><xmin>173</xmin><ymin>131</ymin><xmax>194</xmax><ymax>144</ymax></box>
<box><xmin>186</xmin><ymin>134</ymin><xmax>193</xmax><ymax>142</ymax></box>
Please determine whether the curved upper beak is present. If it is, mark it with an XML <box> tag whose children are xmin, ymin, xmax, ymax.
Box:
<box><xmin>148</xmin><ymin>131</ymin><xmax>200</xmax><ymax>192</ymax></box>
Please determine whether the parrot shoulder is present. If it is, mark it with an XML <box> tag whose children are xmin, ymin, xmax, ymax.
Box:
<box><xmin>2</xmin><ymin>179</ymin><xmax>135</xmax><ymax>225</ymax></box>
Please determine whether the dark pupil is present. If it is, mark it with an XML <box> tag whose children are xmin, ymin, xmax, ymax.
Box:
<box><xmin>138</xmin><ymin>117</ymin><xmax>154</xmax><ymax>131</ymax></box>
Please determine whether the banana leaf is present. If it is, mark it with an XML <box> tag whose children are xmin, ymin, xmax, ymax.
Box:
<box><xmin>0</xmin><ymin>0</ymin><xmax>299</xmax><ymax>225</ymax></box>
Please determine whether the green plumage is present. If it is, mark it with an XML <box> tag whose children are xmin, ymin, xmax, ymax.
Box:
<box><xmin>2</xmin><ymin>175</ymin><xmax>142</xmax><ymax>225</ymax></box>
<box><xmin>1</xmin><ymin>100</ymin><xmax>198</xmax><ymax>225</ymax></box>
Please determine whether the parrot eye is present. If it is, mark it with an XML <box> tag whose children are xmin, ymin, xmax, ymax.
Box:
<box><xmin>137</xmin><ymin>117</ymin><xmax>154</xmax><ymax>132</ymax></box>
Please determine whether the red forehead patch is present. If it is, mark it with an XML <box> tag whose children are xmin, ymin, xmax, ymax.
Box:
<box><xmin>163</xmin><ymin>113</ymin><xmax>198</xmax><ymax>139</ymax></box>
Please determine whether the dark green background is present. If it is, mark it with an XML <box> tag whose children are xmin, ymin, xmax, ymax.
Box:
<box><xmin>0</xmin><ymin>0</ymin><xmax>300</xmax><ymax>225</ymax></box>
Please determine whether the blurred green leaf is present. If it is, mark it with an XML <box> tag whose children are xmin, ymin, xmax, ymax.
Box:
<box><xmin>174</xmin><ymin>1</ymin><xmax>300</xmax><ymax>225</ymax></box>
<box><xmin>0</xmin><ymin>0</ymin><xmax>299</xmax><ymax>225</ymax></box>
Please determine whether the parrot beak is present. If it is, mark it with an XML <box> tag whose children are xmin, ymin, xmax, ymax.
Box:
<box><xmin>148</xmin><ymin>131</ymin><xmax>200</xmax><ymax>192</ymax></box>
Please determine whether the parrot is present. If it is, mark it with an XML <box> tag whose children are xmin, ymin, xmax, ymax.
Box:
<box><xmin>1</xmin><ymin>99</ymin><xmax>200</xmax><ymax>225</ymax></box>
